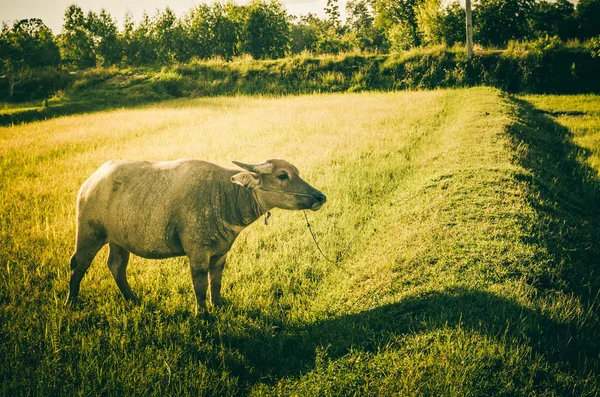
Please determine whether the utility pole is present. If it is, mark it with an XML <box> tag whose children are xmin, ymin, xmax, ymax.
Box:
<box><xmin>465</xmin><ymin>0</ymin><xmax>473</xmax><ymax>58</ymax></box>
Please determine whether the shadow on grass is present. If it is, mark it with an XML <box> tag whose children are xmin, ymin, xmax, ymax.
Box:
<box><xmin>0</xmin><ymin>98</ymin><xmax>162</xmax><ymax>126</ymax></box>
<box><xmin>506</xmin><ymin>96</ymin><xmax>600</xmax><ymax>301</ymax></box>
<box><xmin>216</xmin><ymin>289</ymin><xmax>596</xmax><ymax>391</ymax></box>
<box><xmin>0</xmin><ymin>92</ymin><xmax>246</xmax><ymax>126</ymax></box>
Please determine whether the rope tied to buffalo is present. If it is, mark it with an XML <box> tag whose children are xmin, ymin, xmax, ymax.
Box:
<box><xmin>302</xmin><ymin>210</ymin><xmax>368</xmax><ymax>270</ymax></box>
<box><xmin>255</xmin><ymin>186</ymin><xmax>368</xmax><ymax>269</ymax></box>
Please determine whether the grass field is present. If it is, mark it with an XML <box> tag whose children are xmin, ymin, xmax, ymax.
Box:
<box><xmin>1</xmin><ymin>88</ymin><xmax>599</xmax><ymax>396</ymax></box>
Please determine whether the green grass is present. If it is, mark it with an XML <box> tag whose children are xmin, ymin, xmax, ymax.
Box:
<box><xmin>519</xmin><ymin>94</ymin><xmax>600</xmax><ymax>173</ymax></box>
<box><xmin>1</xmin><ymin>88</ymin><xmax>599</xmax><ymax>395</ymax></box>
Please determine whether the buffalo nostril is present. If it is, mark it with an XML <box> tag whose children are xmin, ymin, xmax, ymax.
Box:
<box><xmin>315</xmin><ymin>192</ymin><xmax>326</xmax><ymax>203</ymax></box>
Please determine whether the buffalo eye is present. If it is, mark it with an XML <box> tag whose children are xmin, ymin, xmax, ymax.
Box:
<box><xmin>277</xmin><ymin>173</ymin><xmax>289</xmax><ymax>181</ymax></box>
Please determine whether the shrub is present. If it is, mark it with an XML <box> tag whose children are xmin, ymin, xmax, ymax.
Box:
<box><xmin>388</xmin><ymin>23</ymin><xmax>418</xmax><ymax>52</ymax></box>
<box><xmin>153</xmin><ymin>70</ymin><xmax>186</xmax><ymax>97</ymax></box>
<box><xmin>0</xmin><ymin>67</ymin><xmax>72</xmax><ymax>102</ymax></box>
<box><xmin>501</xmin><ymin>36</ymin><xmax>599</xmax><ymax>93</ymax></box>
<box><xmin>587</xmin><ymin>35</ymin><xmax>600</xmax><ymax>57</ymax></box>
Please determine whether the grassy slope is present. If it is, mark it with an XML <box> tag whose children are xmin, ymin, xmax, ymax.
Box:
<box><xmin>1</xmin><ymin>88</ymin><xmax>599</xmax><ymax>396</ymax></box>
<box><xmin>3</xmin><ymin>45</ymin><xmax>599</xmax><ymax>126</ymax></box>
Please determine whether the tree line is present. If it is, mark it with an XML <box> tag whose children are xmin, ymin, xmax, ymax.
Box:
<box><xmin>1</xmin><ymin>0</ymin><xmax>599</xmax><ymax>92</ymax></box>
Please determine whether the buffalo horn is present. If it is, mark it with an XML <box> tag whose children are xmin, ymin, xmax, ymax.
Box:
<box><xmin>232</xmin><ymin>160</ymin><xmax>273</xmax><ymax>174</ymax></box>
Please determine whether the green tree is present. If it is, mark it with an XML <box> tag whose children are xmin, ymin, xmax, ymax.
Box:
<box><xmin>152</xmin><ymin>8</ymin><xmax>186</xmax><ymax>63</ymax></box>
<box><xmin>290</xmin><ymin>13</ymin><xmax>325</xmax><ymax>53</ymax></box>
<box><xmin>183</xmin><ymin>3</ymin><xmax>244</xmax><ymax>60</ymax></box>
<box><xmin>346</xmin><ymin>0</ymin><xmax>387</xmax><ymax>51</ymax></box>
<box><xmin>289</xmin><ymin>13</ymin><xmax>355</xmax><ymax>54</ymax></box>
<box><xmin>387</xmin><ymin>22</ymin><xmax>417</xmax><ymax>51</ymax></box>
<box><xmin>86</xmin><ymin>9</ymin><xmax>122</xmax><ymax>66</ymax></box>
<box><xmin>57</xmin><ymin>4</ymin><xmax>95</xmax><ymax>68</ymax></box>
<box><xmin>126</xmin><ymin>12</ymin><xmax>158</xmax><ymax>65</ymax></box>
<box><xmin>416</xmin><ymin>0</ymin><xmax>463</xmax><ymax>46</ymax></box>
<box><xmin>473</xmin><ymin>0</ymin><xmax>534</xmax><ymax>47</ymax></box>
<box><xmin>212</xmin><ymin>2</ymin><xmax>244</xmax><ymax>59</ymax></box>
<box><xmin>373</xmin><ymin>0</ymin><xmax>422</xmax><ymax>48</ymax></box>
<box><xmin>121</xmin><ymin>11</ymin><xmax>137</xmax><ymax>64</ymax></box>
<box><xmin>325</xmin><ymin>0</ymin><xmax>342</xmax><ymax>32</ymax></box>
<box><xmin>577</xmin><ymin>0</ymin><xmax>600</xmax><ymax>39</ymax></box>
<box><xmin>242</xmin><ymin>0</ymin><xmax>291</xmax><ymax>59</ymax></box>
<box><xmin>183</xmin><ymin>4</ymin><xmax>214</xmax><ymax>59</ymax></box>
<box><xmin>0</xmin><ymin>19</ymin><xmax>60</xmax><ymax>97</ymax></box>
<box><xmin>529</xmin><ymin>0</ymin><xmax>576</xmax><ymax>40</ymax></box>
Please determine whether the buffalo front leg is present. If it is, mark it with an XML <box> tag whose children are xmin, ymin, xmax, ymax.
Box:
<box><xmin>107</xmin><ymin>243</ymin><xmax>136</xmax><ymax>302</ymax></box>
<box><xmin>209</xmin><ymin>254</ymin><xmax>227</xmax><ymax>307</ymax></box>
<box><xmin>189</xmin><ymin>251</ymin><xmax>211</xmax><ymax>314</ymax></box>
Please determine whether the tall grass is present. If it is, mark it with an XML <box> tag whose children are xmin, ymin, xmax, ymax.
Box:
<box><xmin>1</xmin><ymin>88</ymin><xmax>599</xmax><ymax>395</ymax></box>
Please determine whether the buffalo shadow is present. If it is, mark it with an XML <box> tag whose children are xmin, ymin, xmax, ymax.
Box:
<box><xmin>215</xmin><ymin>287</ymin><xmax>598</xmax><ymax>393</ymax></box>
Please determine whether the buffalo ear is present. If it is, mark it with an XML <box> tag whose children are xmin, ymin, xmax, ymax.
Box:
<box><xmin>230</xmin><ymin>172</ymin><xmax>261</xmax><ymax>190</ymax></box>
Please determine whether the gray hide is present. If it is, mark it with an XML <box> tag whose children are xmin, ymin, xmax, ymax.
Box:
<box><xmin>65</xmin><ymin>158</ymin><xmax>326</xmax><ymax>312</ymax></box>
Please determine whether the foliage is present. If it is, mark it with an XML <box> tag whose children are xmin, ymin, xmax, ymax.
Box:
<box><xmin>473</xmin><ymin>0</ymin><xmax>534</xmax><ymax>46</ymax></box>
<box><xmin>87</xmin><ymin>9</ymin><xmax>123</xmax><ymax>66</ymax></box>
<box><xmin>387</xmin><ymin>23</ymin><xmax>418</xmax><ymax>51</ymax></box>
<box><xmin>374</xmin><ymin>0</ymin><xmax>422</xmax><ymax>48</ymax></box>
<box><xmin>0</xmin><ymin>19</ymin><xmax>60</xmax><ymax>69</ymax></box>
<box><xmin>346</xmin><ymin>0</ymin><xmax>388</xmax><ymax>51</ymax></box>
<box><xmin>182</xmin><ymin>5</ymin><xmax>218</xmax><ymax>60</ymax></box>
<box><xmin>206</xmin><ymin>3</ymin><xmax>244</xmax><ymax>60</ymax></box>
<box><xmin>152</xmin><ymin>8</ymin><xmax>187</xmax><ymax>63</ymax></box>
<box><xmin>324</xmin><ymin>0</ymin><xmax>342</xmax><ymax>34</ymax></box>
<box><xmin>290</xmin><ymin>14</ymin><xmax>324</xmax><ymax>53</ymax></box>
<box><xmin>289</xmin><ymin>13</ymin><xmax>359</xmax><ymax>55</ymax></box>
<box><xmin>588</xmin><ymin>35</ymin><xmax>600</xmax><ymax>58</ymax></box>
<box><xmin>416</xmin><ymin>0</ymin><xmax>464</xmax><ymax>46</ymax></box>
<box><xmin>57</xmin><ymin>5</ymin><xmax>96</xmax><ymax>68</ymax></box>
<box><xmin>529</xmin><ymin>0</ymin><xmax>577</xmax><ymax>41</ymax></box>
<box><xmin>242</xmin><ymin>0</ymin><xmax>291</xmax><ymax>59</ymax></box>
<box><xmin>121</xmin><ymin>12</ymin><xmax>156</xmax><ymax>65</ymax></box>
<box><xmin>0</xmin><ymin>18</ymin><xmax>60</xmax><ymax>98</ymax></box>
<box><xmin>577</xmin><ymin>0</ymin><xmax>600</xmax><ymax>39</ymax></box>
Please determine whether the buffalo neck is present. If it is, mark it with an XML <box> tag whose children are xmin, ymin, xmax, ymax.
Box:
<box><xmin>221</xmin><ymin>180</ymin><xmax>265</xmax><ymax>228</ymax></box>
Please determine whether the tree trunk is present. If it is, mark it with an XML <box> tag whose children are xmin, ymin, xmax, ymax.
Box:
<box><xmin>9</xmin><ymin>77</ymin><xmax>16</xmax><ymax>97</ymax></box>
<box><xmin>465</xmin><ymin>0</ymin><xmax>474</xmax><ymax>58</ymax></box>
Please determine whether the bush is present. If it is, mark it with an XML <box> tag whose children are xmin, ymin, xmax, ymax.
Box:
<box><xmin>587</xmin><ymin>35</ymin><xmax>600</xmax><ymax>57</ymax></box>
<box><xmin>153</xmin><ymin>70</ymin><xmax>186</xmax><ymax>97</ymax></box>
<box><xmin>0</xmin><ymin>67</ymin><xmax>72</xmax><ymax>102</ymax></box>
<box><xmin>388</xmin><ymin>24</ymin><xmax>418</xmax><ymax>52</ymax></box>
<box><xmin>4</xmin><ymin>38</ymin><xmax>598</xmax><ymax>112</ymax></box>
<box><xmin>498</xmin><ymin>36</ymin><xmax>600</xmax><ymax>93</ymax></box>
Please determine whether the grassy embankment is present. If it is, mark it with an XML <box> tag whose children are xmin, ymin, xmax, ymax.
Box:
<box><xmin>2</xmin><ymin>43</ymin><xmax>599</xmax><ymax>126</ymax></box>
<box><xmin>1</xmin><ymin>88</ymin><xmax>599</xmax><ymax>395</ymax></box>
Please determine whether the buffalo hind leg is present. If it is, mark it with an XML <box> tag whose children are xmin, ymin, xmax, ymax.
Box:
<box><xmin>189</xmin><ymin>251</ymin><xmax>210</xmax><ymax>315</ymax></box>
<box><xmin>107</xmin><ymin>243</ymin><xmax>136</xmax><ymax>302</ymax></box>
<box><xmin>65</xmin><ymin>236</ymin><xmax>105</xmax><ymax>305</ymax></box>
<box><xmin>209</xmin><ymin>254</ymin><xmax>226</xmax><ymax>307</ymax></box>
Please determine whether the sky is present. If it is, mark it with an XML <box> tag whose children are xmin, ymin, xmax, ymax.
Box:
<box><xmin>0</xmin><ymin>0</ymin><xmax>343</xmax><ymax>34</ymax></box>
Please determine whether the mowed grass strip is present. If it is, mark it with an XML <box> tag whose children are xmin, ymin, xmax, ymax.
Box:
<box><xmin>1</xmin><ymin>88</ymin><xmax>599</xmax><ymax>396</ymax></box>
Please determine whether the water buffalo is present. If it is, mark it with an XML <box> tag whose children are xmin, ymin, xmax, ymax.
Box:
<box><xmin>65</xmin><ymin>159</ymin><xmax>326</xmax><ymax>312</ymax></box>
